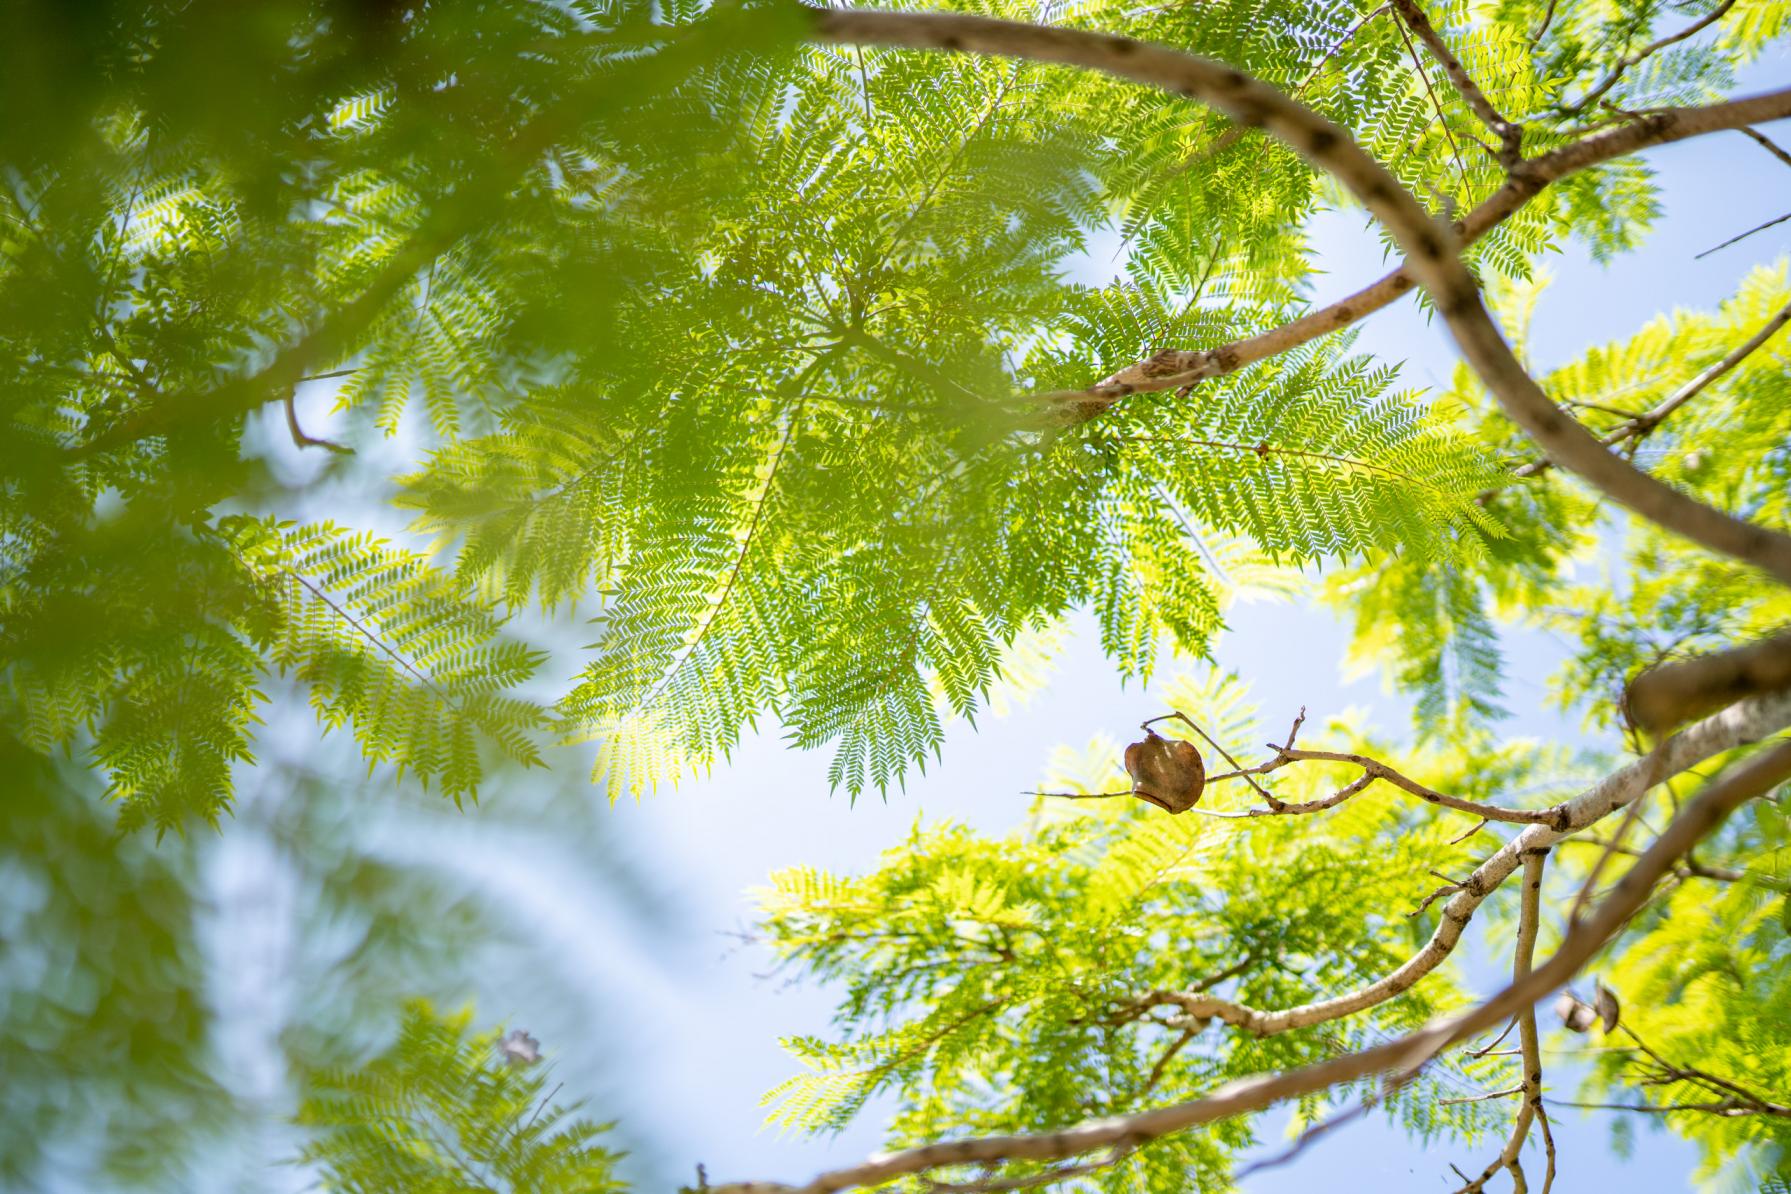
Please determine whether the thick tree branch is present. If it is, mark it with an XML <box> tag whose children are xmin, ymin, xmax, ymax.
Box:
<box><xmin>1626</xmin><ymin>630</ymin><xmax>1791</xmax><ymax>732</ymax></box>
<box><xmin>708</xmin><ymin>739</ymin><xmax>1791</xmax><ymax>1194</ymax></box>
<box><xmin>1161</xmin><ymin>5</ymin><xmax>1389</xmax><ymax>183</ymax></box>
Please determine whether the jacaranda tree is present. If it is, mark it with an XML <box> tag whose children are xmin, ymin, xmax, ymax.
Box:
<box><xmin>3</xmin><ymin>0</ymin><xmax>1789</xmax><ymax>1189</ymax></box>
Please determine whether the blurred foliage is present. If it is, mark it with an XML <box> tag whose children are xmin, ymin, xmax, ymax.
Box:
<box><xmin>299</xmin><ymin>1000</ymin><xmax>626</xmax><ymax>1194</ymax></box>
<box><xmin>1</xmin><ymin>0</ymin><xmax>1789</xmax><ymax>1189</ymax></box>
<box><xmin>0</xmin><ymin>734</ymin><xmax>223</xmax><ymax>1186</ymax></box>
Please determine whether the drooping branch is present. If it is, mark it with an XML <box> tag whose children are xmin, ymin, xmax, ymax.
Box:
<box><xmin>1199</xmin><ymin>744</ymin><xmax>1565</xmax><ymax>825</ymax></box>
<box><xmin>706</xmin><ymin>738</ymin><xmax>1791</xmax><ymax>1194</ymax></box>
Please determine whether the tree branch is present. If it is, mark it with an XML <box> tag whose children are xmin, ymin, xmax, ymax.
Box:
<box><xmin>708</xmin><ymin>738</ymin><xmax>1791</xmax><ymax>1194</ymax></box>
<box><xmin>1695</xmin><ymin>207</ymin><xmax>1791</xmax><ymax>260</ymax></box>
<box><xmin>1080</xmin><ymin>689</ymin><xmax>1791</xmax><ymax>1044</ymax></box>
<box><xmin>1036</xmin><ymin>85</ymin><xmax>1791</xmax><ymax>415</ymax></box>
<box><xmin>1547</xmin><ymin>1098</ymin><xmax>1791</xmax><ymax>1117</ymax></box>
<box><xmin>1491</xmin><ymin>297</ymin><xmax>1791</xmax><ymax>491</ymax></box>
<box><xmin>820</xmin><ymin>5</ymin><xmax>1791</xmax><ymax>576</ymax></box>
<box><xmin>1737</xmin><ymin>126</ymin><xmax>1791</xmax><ymax>171</ymax></box>
<box><xmin>283</xmin><ymin>389</ymin><xmax>354</xmax><ymax>454</ymax></box>
<box><xmin>1388</xmin><ymin>0</ymin><xmax>1522</xmax><ymax>163</ymax></box>
<box><xmin>1606</xmin><ymin>1026</ymin><xmax>1791</xmax><ymax>1116</ymax></box>
<box><xmin>1438</xmin><ymin>1086</ymin><xmax>1522</xmax><ymax>1106</ymax></box>
<box><xmin>1452</xmin><ymin>849</ymin><xmax>1547</xmax><ymax>1194</ymax></box>
<box><xmin>1560</xmin><ymin>0</ymin><xmax>1738</xmax><ymax>117</ymax></box>
<box><xmin>1234</xmin><ymin>745</ymin><xmax>1563</xmax><ymax>825</ymax></box>
<box><xmin>1159</xmin><ymin>5</ymin><xmax>1389</xmax><ymax>183</ymax></box>
<box><xmin>1626</xmin><ymin>630</ymin><xmax>1791</xmax><ymax>732</ymax></box>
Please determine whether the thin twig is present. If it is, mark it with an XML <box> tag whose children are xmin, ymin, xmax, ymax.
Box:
<box><xmin>1535</xmin><ymin>1101</ymin><xmax>1557</xmax><ymax>1194</ymax></box>
<box><xmin>1142</xmin><ymin>709</ymin><xmax>1283</xmax><ymax>808</ymax></box>
<box><xmin>1229</xmin><ymin>1095</ymin><xmax>1382</xmax><ymax>1180</ymax></box>
<box><xmin>1448</xmin><ymin>817</ymin><xmax>1489</xmax><ymax>845</ymax></box>
<box><xmin>1248</xmin><ymin>746</ymin><xmax>1563</xmax><ymax>825</ymax></box>
<box><xmin>1141</xmin><ymin>1029</ymin><xmax>1197</xmax><ymax>1095</ymax></box>
<box><xmin>920</xmin><ymin>1149</ymin><xmax>1134</xmax><ymax>1193</ymax></box>
<box><xmin>1391</xmin><ymin>3</ymin><xmax>1470</xmax><ymax>184</ymax></box>
<box><xmin>1546</xmin><ymin>1098</ymin><xmax>1791</xmax><ymax>1117</ymax></box>
<box><xmin>1737</xmin><ymin>126</ymin><xmax>1791</xmax><ymax>170</ymax></box>
<box><xmin>1694</xmin><ymin>208</ymin><xmax>1791</xmax><ymax>260</ymax></box>
<box><xmin>1451</xmin><ymin>849</ymin><xmax>1549</xmax><ymax>1193</ymax></box>
<box><xmin>283</xmin><ymin>390</ymin><xmax>354</xmax><ymax>454</ymax></box>
<box><xmin>1439</xmin><ymin>1086</ymin><xmax>1522</xmax><ymax>1106</ymax></box>
<box><xmin>1561</xmin><ymin>0</ymin><xmax>1738</xmax><ymax>116</ymax></box>
<box><xmin>1466</xmin><ymin>1017</ymin><xmax>1520</xmax><ymax>1059</ymax></box>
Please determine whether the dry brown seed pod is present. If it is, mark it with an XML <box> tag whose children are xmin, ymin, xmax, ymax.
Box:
<box><xmin>1124</xmin><ymin>730</ymin><xmax>1205</xmax><ymax>814</ymax></box>
<box><xmin>1594</xmin><ymin>981</ymin><xmax>1621</xmax><ymax>1033</ymax></box>
<box><xmin>1555</xmin><ymin>992</ymin><xmax>1597</xmax><ymax>1033</ymax></box>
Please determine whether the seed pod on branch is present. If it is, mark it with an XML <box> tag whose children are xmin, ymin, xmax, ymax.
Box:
<box><xmin>1124</xmin><ymin>730</ymin><xmax>1205</xmax><ymax>814</ymax></box>
<box><xmin>1594</xmin><ymin>981</ymin><xmax>1621</xmax><ymax>1033</ymax></box>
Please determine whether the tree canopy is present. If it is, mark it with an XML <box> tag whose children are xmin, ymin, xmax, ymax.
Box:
<box><xmin>2</xmin><ymin>0</ymin><xmax>1789</xmax><ymax>1190</ymax></box>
